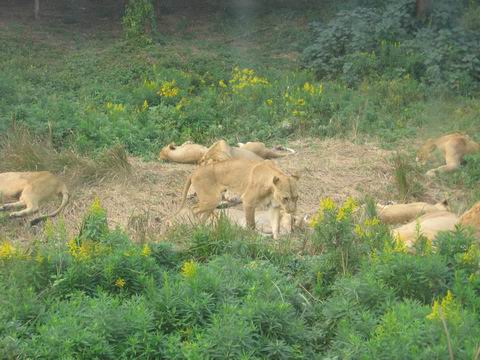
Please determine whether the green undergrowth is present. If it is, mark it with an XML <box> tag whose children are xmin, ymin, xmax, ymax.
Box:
<box><xmin>1</xmin><ymin>11</ymin><xmax>479</xmax><ymax>160</ymax></box>
<box><xmin>1</xmin><ymin>198</ymin><xmax>479</xmax><ymax>358</ymax></box>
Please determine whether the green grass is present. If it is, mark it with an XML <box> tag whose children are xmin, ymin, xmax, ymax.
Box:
<box><xmin>1</xmin><ymin>11</ymin><xmax>479</xmax><ymax>160</ymax></box>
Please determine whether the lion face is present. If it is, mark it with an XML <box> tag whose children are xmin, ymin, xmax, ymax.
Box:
<box><xmin>159</xmin><ymin>143</ymin><xmax>176</xmax><ymax>160</ymax></box>
<box><xmin>272</xmin><ymin>175</ymin><xmax>299</xmax><ymax>214</ymax></box>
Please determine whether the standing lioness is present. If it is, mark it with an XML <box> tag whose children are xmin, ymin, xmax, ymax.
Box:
<box><xmin>179</xmin><ymin>159</ymin><xmax>299</xmax><ymax>239</ymax></box>
<box><xmin>0</xmin><ymin>171</ymin><xmax>69</xmax><ymax>225</ymax></box>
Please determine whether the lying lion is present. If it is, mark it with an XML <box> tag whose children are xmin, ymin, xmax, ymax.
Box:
<box><xmin>393</xmin><ymin>201</ymin><xmax>480</xmax><ymax>247</ymax></box>
<box><xmin>377</xmin><ymin>200</ymin><xmax>448</xmax><ymax>225</ymax></box>
<box><xmin>179</xmin><ymin>159</ymin><xmax>299</xmax><ymax>239</ymax></box>
<box><xmin>237</xmin><ymin>142</ymin><xmax>295</xmax><ymax>159</ymax></box>
<box><xmin>167</xmin><ymin>206</ymin><xmax>302</xmax><ymax>236</ymax></box>
<box><xmin>199</xmin><ymin>139</ymin><xmax>262</xmax><ymax>165</ymax></box>
<box><xmin>416</xmin><ymin>133</ymin><xmax>480</xmax><ymax>177</ymax></box>
<box><xmin>159</xmin><ymin>141</ymin><xmax>208</xmax><ymax>164</ymax></box>
<box><xmin>0</xmin><ymin>171</ymin><xmax>69</xmax><ymax>225</ymax></box>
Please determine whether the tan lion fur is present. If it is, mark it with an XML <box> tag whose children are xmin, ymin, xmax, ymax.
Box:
<box><xmin>459</xmin><ymin>201</ymin><xmax>480</xmax><ymax>238</ymax></box>
<box><xmin>199</xmin><ymin>140</ymin><xmax>262</xmax><ymax>165</ymax></box>
<box><xmin>392</xmin><ymin>211</ymin><xmax>459</xmax><ymax>248</ymax></box>
<box><xmin>166</xmin><ymin>207</ymin><xmax>300</xmax><ymax>236</ymax></box>
<box><xmin>237</xmin><ymin>142</ymin><xmax>295</xmax><ymax>159</ymax></box>
<box><xmin>416</xmin><ymin>133</ymin><xmax>480</xmax><ymax>177</ymax></box>
<box><xmin>179</xmin><ymin>159</ymin><xmax>299</xmax><ymax>239</ymax></box>
<box><xmin>377</xmin><ymin>201</ymin><xmax>448</xmax><ymax>225</ymax></box>
<box><xmin>159</xmin><ymin>141</ymin><xmax>208</xmax><ymax>164</ymax></box>
<box><xmin>393</xmin><ymin>201</ymin><xmax>480</xmax><ymax>248</ymax></box>
<box><xmin>0</xmin><ymin>171</ymin><xmax>69</xmax><ymax>225</ymax></box>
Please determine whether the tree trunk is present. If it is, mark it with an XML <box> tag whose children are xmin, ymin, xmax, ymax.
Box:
<box><xmin>34</xmin><ymin>0</ymin><xmax>40</xmax><ymax>19</ymax></box>
<box><xmin>416</xmin><ymin>0</ymin><xmax>432</xmax><ymax>18</ymax></box>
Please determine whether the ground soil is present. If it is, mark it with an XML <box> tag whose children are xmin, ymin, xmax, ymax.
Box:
<box><xmin>2</xmin><ymin>138</ymin><xmax>454</xmax><ymax>244</ymax></box>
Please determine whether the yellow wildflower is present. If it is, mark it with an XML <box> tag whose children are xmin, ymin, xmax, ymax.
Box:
<box><xmin>219</xmin><ymin>79</ymin><xmax>227</xmax><ymax>88</ymax></box>
<box><xmin>158</xmin><ymin>80</ymin><xmax>180</xmax><ymax>98</ymax></box>
<box><xmin>364</xmin><ymin>217</ymin><xmax>380</xmax><ymax>227</ymax></box>
<box><xmin>142</xmin><ymin>100</ymin><xmax>149</xmax><ymax>111</ymax></box>
<box><xmin>461</xmin><ymin>244</ymin><xmax>480</xmax><ymax>266</ymax></box>
<box><xmin>303</xmin><ymin>82</ymin><xmax>315</xmax><ymax>94</ymax></box>
<box><xmin>229</xmin><ymin>67</ymin><xmax>269</xmax><ymax>92</ymax></box>
<box><xmin>297</xmin><ymin>98</ymin><xmax>306</xmax><ymax>106</ymax></box>
<box><xmin>142</xmin><ymin>244</ymin><xmax>152</xmax><ymax>257</ymax></box>
<box><xmin>320</xmin><ymin>197</ymin><xmax>336</xmax><ymax>211</ymax></box>
<box><xmin>68</xmin><ymin>238</ymin><xmax>95</xmax><ymax>261</ymax></box>
<box><xmin>143</xmin><ymin>79</ymin><xmax>157</xmax><ymax>90</ymax></box>
<box><xmin>90</xmin><ymin>197</ymin><xmax>105</xmax><ymax>216</ymax></box>
<box><xmin>336</xmin><ymin>208</ymin><xmax>347</xmax><ymax>221</ymax></box>
<box><xmin>265</xmin><ymin>99</ymin><xmax>273</xmax><ymax>106</ymax></box>
<box><xmin>115</xmin><ymin>278</ymin><xmax>126</xmax><ymax>288</ymax></box>
<box><xmin>354</xmin><ymin>224</ymin><xmax>365</xmax><ymax>237</ymax></box>
<box><xmin>427</xmin><ymin>290</ymin><xmax>457</xmax><ymax>321</ymax></box>
<box><xmin>0</xmin><ymin>241</ymin><xmax>16</xmax><ymax>259</ymax></box>
<box><xmin>181</xmin><ymin>259</ymin><xmax>198</xmax><ymax>278</ymax></box>
<box><xmin>343</xmin><ymin>197</ymin><xmax>358</xmax><ymax>212</ymax></box>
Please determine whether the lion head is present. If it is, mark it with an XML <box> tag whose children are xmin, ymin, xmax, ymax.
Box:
<box><xmin>159</xmin><ymin>143</ymin><xmax>176</xmax><ymax>160</ymax></box>
<box><xmin>271</xmin><ymin>174</ymin><xmax>299</xmax><ymax>214</ymax></box>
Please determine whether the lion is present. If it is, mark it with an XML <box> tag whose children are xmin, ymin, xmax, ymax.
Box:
<box><xmin>459</xmin><ymin>201</ymin><xmax>480</xmax><ymax>237</ymax></box>
<box><xmin>237</xmin><ymin>142</ymin><xmax>295</xmax><ymax>159</ymax></box>
<box><xmin>0</xmin><ymin>171</ymin><xmax>69</xmax><ymax>225</ymax></box>
<box><xmin>393</xmin><ymin>201</ymin><xmax>480</xmax><ymax>248</ymax></box>
<box><xmin>198</xmin><ymin>140</ymin><xmax>262</xmax><ymax>165</ymax></box>
<box><xmin>166</xmin><ymin>207</ymin><xmax>302</xmax><ymax>236</ymax></box>
<box><xmin>392</xmin><ymin>211</ymin><xmax>459</xmax><ymax>248</ymax></box>
<box><xmin>179</xmin><ymin>159</ymin><xmax>299</xmax><ymax>239</ymax></box>
<box><xmin>159</xmin><ymin>141</ymin><xmax>207</xmax><ymax>164</ymax></box>
<box><xmin>416</xmin><ymin>133</ymin><xmax>480</xmax><ymax>177</ymax></box>
<box><xmin>377</xmin><ymin>200</ymin><xmax>448</xmax><ymax>225</ymax></box>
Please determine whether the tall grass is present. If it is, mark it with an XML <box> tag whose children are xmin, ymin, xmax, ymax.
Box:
<box><xmin>0</xmin><ymin>126</ymin><xmax>132</xmax><ymax>185</ymax></box>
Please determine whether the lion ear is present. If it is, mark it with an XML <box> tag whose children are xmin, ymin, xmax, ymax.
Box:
<box><xmin>273</xmin><ymin>176</ymin><xmax>280</xmax><ymax>185</ymax></box>
<box><xmin>169</xmin><ymin>143</ymin><xmax>176</xmax><ymax>150</ymax></box>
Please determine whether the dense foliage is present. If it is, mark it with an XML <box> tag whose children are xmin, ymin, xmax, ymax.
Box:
<box><xmin>303</xmin><ymin>0</ymin><xmax>480</xmax><ymax>94</ymax></box>
<box><xmin>1</xmin><ymin>199</ymin><xmax>479</xmax><ymax>358</ymax></box>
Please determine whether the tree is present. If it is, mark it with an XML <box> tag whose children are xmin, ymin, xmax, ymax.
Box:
<box><xmin>34</xmin><ymin>0</ymin><xmax>40</xmax><ymax>19</ymax></box>
<box><xmin>416</xmin><ymin>0</ymin><xmax>432</xmax><ymax>18</ymax></box>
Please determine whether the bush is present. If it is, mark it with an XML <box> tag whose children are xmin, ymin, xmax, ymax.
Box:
<box><xmin>369</xmin><ymin>252</ymin><xmax>450</xmax><ymax>303</ymax></box>
<box><xmin>303</xmin><ymin>0</ymin><xmax>480</xmax><ymax>93</ymax></box>
<box><xmin>122</xmin><ymin>0</ymin><xmax>157</xmax><ymax>41</ymax></box>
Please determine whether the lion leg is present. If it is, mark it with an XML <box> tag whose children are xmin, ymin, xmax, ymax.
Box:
<box><xmin>0</xmin><ymin>201</ymin><xmax>26</xmax><ymax>211</ymax></box>
<box><xmin>426</xmin><ymin>150</ymin><xmax>462</xmax><ymax>177</ymax></box>
<box><xmin>193</xmin><ymin>192</ymin><xmax>222</xmax><ymax>223</ymax></box>
<box><xmin>269</xmin><ymin>206</ymin><xmax>281</xmax><ymax>239</ymax></box>
<box><xmin>244</xmin><ymin>205</ymin><xmax>256</xmax><ymax>230</ymax></box>
<box><xmin>9</xmin><ymin>189</ymin><xmax>39</xmax><ymax>218</ymax></box>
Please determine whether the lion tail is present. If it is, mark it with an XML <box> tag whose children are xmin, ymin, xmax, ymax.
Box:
<box><xmin>30</xmin><ymin>184</ymin><xmax>70</xmax><ymax>226</ymax></box>
<box><xmin>177</xmin><ymin>175</ymin><xmax>192</xmax><ymax>212</ymax></box>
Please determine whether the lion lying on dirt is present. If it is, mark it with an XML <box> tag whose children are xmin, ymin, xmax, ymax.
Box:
<box><xmin>199</xmin><ymin>139</ymin><xmax>262</xmax><ymax>165</ymax></box>
<box><xmin>0</xmin><ymin>171</ymin><xmax>69</xmax><ymax>225</ymax></box>
<box><xmin>393</xmin><ymin>201</ymin><xmax>480</xmax><ymax>248</ymax></box>
<box><xmin>159</xmin><ymin>141</ymin><xmax>208</xmax><ymax>164</ymax></box>
<box><xmin>167</xmin><ymin>207</ymin><xmax>302</xmax><ymax>236</ymax></box>
<box><xmin>416</xmin><ymin>133</ymin><xmax>480</xmax><ymax>177</ymax></box>
<box><xmin>377</xmin><ymin>201</ymin><xmax>448</xmax><ymax>224</ymax></box>
<box><xmin>179</xmin><ymin>159</ymin><xmax>299</xmax><ymax>239</ymax></box>
<box><xmin>237</xmin><ymin>142</ymin><xmax>295</xmax><ymax>159</ymax></box>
